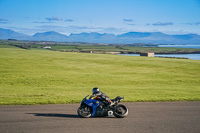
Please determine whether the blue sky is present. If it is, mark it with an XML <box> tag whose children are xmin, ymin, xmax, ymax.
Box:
<box><xmin>0</xmin><ymin>0</ymin><xmax>200</xmax><ymax>35</ymax></box>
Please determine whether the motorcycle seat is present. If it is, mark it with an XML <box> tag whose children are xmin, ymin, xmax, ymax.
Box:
<box><xmin>112</xmin><ymin>96</ymin><xmax>124</xmax><ymax>102</ymax></box>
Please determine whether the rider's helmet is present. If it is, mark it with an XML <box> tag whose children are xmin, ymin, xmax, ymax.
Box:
<box><xmin>92</xmin><ymin>87</ymin><xmax>99</xmax><ymax>94</ymax></box>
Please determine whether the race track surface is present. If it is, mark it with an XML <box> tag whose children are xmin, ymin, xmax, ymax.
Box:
<box><xmin>0</xmin><ymin>102</ymin><xmax>200</xmax><ymax>133</ymax></box>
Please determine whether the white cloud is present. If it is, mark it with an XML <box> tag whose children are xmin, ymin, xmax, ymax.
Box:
<box><xmin>0</xmin><ymin>18</ymin><xmax>11</xmax><ymax>24</ymax></box>
<box><xmin>151</xmin><ymin>22</ymin><xmax>174</xmax><ymax>26</ymax></box>
<box><xmin>45</xmin><ymin>17</ymin><xmax>63</xmax><ymax>21</ymax></box>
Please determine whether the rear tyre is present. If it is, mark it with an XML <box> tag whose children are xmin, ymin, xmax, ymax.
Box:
<box><xmin>113</xmin><ymin>104</ymin><xmax>128</xmax><ymax>118</ymax></box>
<box><xmin>77</xmin><ymin>105</ymin><xmax>92</xmax><ymax>118</ymax></box>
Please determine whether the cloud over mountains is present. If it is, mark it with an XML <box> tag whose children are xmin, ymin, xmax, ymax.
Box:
<box><xmin>152</xmin><ymin>22</ymin><xmax>174</xmax><ymax>26</ymax></box>
<box><xmin>183</xmin><ymin>22</ymin><xmax>200</xmax><ymax>25</ymax></box>
<box><xmin>45</xmin><ymin>17</ymin><xmax>74</xmax><ymax>22</ymax></box>
<box><xmin>45</xmin><ymin>17</ymin><xmax>63</xmax><ymax>21</ymax></box>
<box><xmin>123</xmin><ymin>19</ymin><xmax>134</xmax><ymax>22</ymax></box>
<box><xmin>0</xmin><ymin>18</ymin><xmax>11</xmax><ymax>24</ymax></box>
<box><xmin>65</xmin><ymin>19</ymin><xmax>74</xmax><ymax>22</ymax></box>
<box><xmin>31</xmin><ymin>17</ymin><xmax>74</xmax><ymax>24</ymax></box>
<box><xmin>146</xmin><ymin>22</ymin><xmax>174</xmax><ymax>26</ymax></box>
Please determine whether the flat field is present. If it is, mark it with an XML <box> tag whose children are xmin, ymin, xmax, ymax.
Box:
<box><xmin>0</xmin><ymin>47</ymin><xmax>200</xmax><ymax>105</ymax></box>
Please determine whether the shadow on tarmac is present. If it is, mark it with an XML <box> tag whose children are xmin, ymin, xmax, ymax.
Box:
<box><xmin>27</xmin><ymin>113</ymin><xmax>79</xmax><ymax>118</ymax></box>
<box><xmin>26</xmin><ymin>113</ymin><xmax>117</xmax><ymax>119</ymax></box>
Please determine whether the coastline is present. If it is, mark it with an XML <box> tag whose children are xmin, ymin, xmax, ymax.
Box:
<box><xmin>120</xmin><ymin>51</ymin><xmax>200</xmax><ymax>54</ymax></box>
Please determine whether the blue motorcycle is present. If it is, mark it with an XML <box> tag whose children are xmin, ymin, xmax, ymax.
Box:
<box><xmin>77</xmin><ymin>95</ymin><xmax>128</xmax><ymax>118</ymax></box>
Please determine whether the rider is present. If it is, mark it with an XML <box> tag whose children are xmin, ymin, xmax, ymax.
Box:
<box><xmin>89</xmin><ymin>87</ymin><xmax>114</xmax><ymax>106</ymax></box>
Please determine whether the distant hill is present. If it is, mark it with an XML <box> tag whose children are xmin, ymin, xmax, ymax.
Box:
<box><xmin>0</xmin><ymin>28</ymin><xmax>31</xmax><ymax>40</ymax></box>
<box><xmin>0</xmin><ymin>28</ymin><xmax>200</xmax><ymax>44</ymax></box>
<box><xmin>32</xmin><ymin>31</ymin><xmax>70</xmax><ymax>42</ymax></box>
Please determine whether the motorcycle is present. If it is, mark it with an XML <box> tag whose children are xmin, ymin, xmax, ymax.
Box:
<box><xmin>77</xmin><ymin>95</ymin><xmax>128</xmax><ymax>118</ymax></box>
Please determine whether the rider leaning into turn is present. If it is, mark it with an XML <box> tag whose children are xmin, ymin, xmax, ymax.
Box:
<box><xmin>89</xmin><ymin>87</ymin><xmax>114</xmax><ymax>106</ymax></box>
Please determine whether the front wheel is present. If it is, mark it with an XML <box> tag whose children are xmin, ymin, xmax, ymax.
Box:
<box><xmin>113</xmin><ymin>104</ymin><xmax>128</xmax><ymax>118</ymax></box>
<box><xmin>77</xmin><ymin>105</ymin><xmax>92</xmax><ymax>118</ymax></box>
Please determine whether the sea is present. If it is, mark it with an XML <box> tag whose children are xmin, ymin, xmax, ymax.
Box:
<box><xmin>158</xmin><ymin>44</ymin><xmax>200</xmax><ymax>49</ymax></box>
<box><xmin>119</xmin><ymin>45</ymin><xmax>200</xmax><ymax>60</ymax></box>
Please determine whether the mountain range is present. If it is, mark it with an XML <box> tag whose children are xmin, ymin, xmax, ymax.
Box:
<box><xmin>0</xmin><ymin>28</ymin><xmax>200</xmax><ymax>44</ymax></box>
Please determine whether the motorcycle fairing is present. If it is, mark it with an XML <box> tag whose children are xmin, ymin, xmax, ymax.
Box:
<box><xmin>84</xmin><ymin>99</ymin><xmax>101</xmax><ymax>117</ymax></box>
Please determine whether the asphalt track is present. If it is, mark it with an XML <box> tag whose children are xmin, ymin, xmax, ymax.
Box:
<box><xmin>0</xmin><ymin>102</ymin><xmax>200</xmax><ymax>133</ymax></box>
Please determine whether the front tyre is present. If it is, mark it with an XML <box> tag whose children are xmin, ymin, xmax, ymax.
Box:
<box><xmin>77</xmin><ymin>105</ymin><xmax>92</xmax><ymax>118</ymax></box>
<box><xmin>113</xmin><ymin>104</ymin><xmax>128</xmax><ymax>118</ymax></box>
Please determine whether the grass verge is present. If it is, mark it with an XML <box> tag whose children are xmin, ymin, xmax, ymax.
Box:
<box><xmin>0</xmin><ymin>47</ymin><xmax>200</xmax><ymax>105</ymax></box>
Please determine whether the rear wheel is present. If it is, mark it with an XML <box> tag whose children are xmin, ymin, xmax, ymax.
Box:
<box><xmin>77</xmin><ymin>105</ymin><xmax>92</xmax><ymax>118</ymax></box>
<box><xmin>113</xmin><ymin>104</ymin><xmax>128</xmax><ymax>118</ymax></box>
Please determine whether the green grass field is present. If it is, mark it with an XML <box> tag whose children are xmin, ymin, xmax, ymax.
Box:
<box><xmin>0</xmin><ymin>47</ymin><xmax>200</xmax><ymax>105</ymax></box>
